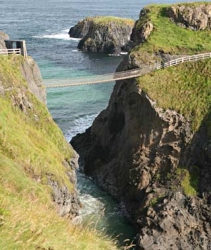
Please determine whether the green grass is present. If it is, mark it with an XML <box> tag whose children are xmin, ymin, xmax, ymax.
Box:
<box><xmin>0</xmin><ymin>55</ymin><xmax>118</xmax><ymax>249</ymax></box>
<box><xmin>92</xmin><ymin>16</ymin><xmax>134</xmax><ymax>26</ymax></box>
<box><xmin>176</xmin><ymin>167</ymin><xmax>199</xmax><ymax>197</ymax></box>
<box><xmin>134</xmin><ymin>3</ymin><xmax>211</xmax><ymax>54</ymax></box>
<box><xmin>137</xmin><ymin>58</ymin><xmax>211</xmax><ymax>132</ymax></box>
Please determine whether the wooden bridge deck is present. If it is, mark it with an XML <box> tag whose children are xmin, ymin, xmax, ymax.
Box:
<box><xmin>43</xmin><ymin>52</ymin><xmax>211</xmax><ymax>88</ymax></box>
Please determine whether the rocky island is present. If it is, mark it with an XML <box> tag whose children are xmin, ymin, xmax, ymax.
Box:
<box><xmin>69</xmin><ymin>16</ymin><xmax>135</xmax><ymax>54</ymax></box>
<box><xmin>71</xmin><ymin>3</ymin><xmax>211</xmax><ymax>249</ymax></box>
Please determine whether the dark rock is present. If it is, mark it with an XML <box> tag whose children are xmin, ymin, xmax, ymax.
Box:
<box><xmin>75</xmin><ymin>17</ymin><xmax>135</xmax><ymax>54</ymax></box>
<box><xmin>69</xmin><ymin>17</ymin><xmax>93</xmax><ymax>38</ymax></box>
<box><xmin>71</xmin><ymin>64</ymin><xmax>211</xmax><ymax>248</ymax></box>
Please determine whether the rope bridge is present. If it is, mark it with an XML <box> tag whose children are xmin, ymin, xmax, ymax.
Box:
<box><xmin>43</xmin><ymin>52</ymin><xmax>211</xmax><ymax>88</ymax></box>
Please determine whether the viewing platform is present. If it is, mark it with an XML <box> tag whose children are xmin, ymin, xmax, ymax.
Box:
<box><xmin>0</xmin><ymin>40</ymin><xmax>27</xmax><ymax>57</ymax></box>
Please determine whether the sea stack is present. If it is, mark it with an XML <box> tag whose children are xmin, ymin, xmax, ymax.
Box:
<box><xmin>69</xmin><ymin>16</ymin><xmax>135</xmax><ymax>54</ymax></box>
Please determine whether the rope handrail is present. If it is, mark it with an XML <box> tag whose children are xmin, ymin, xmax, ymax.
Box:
<box><xmin>42</xmin><ymin>51</ymin><xmax>211</xmax><ymax>88</ymax></box>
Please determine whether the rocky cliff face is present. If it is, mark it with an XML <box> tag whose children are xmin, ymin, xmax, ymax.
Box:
<box><xmin>72</xmin><ymin>60</ymin><xmax>211</xmax><ymax>250</ymax></box>
<box><xmin>71</xmin><ymin>3</ymin><xmax>211</xmax><ymax>249</ymax></box>
<box><xmin>167</xmin><ymin>4</ymin><xmax>211</xmax><ymax>30</ymax></box>
<box><xmin>20</xmin><ymin>56</ymin><xmax>46</xmax><ymax>104</ymax></box>
<box><xmin>0</xmin><ymin>31</ymin><xmax>9</xmax><ymax>49</ymax></box>
<box><xmin>69</xmin><ymin>17</ymin><xmax>93</xmax><ymax>38</ymax></box>
<box><xmin>70</xmin><ymin>16</ymin><xmax>134</xmax><ymax>54</ymax></box>
<box><xmin>131</xmin><ymin>8</ymin><xmax>153</xmax><ymax>45</ymax></box>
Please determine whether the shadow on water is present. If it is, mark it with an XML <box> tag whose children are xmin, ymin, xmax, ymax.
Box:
<box><xmin>76</xmin><ymin>171</ymin><xmax>136</xmax><ymax>249</ymax></box>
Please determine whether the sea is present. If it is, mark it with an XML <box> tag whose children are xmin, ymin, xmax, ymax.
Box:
<box><xmin>1</xmin><ymin>0</ymin><xmax>205</xmax><ymax>247</ymax></box>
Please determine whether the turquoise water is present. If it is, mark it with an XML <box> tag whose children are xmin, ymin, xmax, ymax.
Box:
<box><xmin>1</xmin><ymin>0</ymin><xmax>206</xmax><ymax>247</ymax></box>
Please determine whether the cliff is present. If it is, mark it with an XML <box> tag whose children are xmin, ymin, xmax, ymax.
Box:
<box><xmin>0</xmin><ymin>52</ymin><xmax>117</xmax><ymax>248</ymax></box>
<box><xmin>70</xmin><ymin>16</ymin><xmax>135</xmax><ymax>54</ymax></box>
<box><xmin>71</xmin><ymin>3</ymin><xmax>211</xmax><ymax>249</ymax></box>
<box><xmin>0</xmin><ymin>31</ymin><xmax>9</xmax><ymax>49</ymax></box>
<box><xmin>69</xmin><ymin>17</ymin><xmax>94</xmax><ymax>38</ymax></box>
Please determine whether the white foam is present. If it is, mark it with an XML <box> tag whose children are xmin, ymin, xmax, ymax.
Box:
<box><xmin>65</xmin><ymin>113</ymin><xmax>97</xmax><ymax>141</ymax></box>
<box><xmin>120</xmin><ymin>52</ymin><xmax>128</xmax><ymax>55</ymax></box>
<box><xmin>33</xmin><ymin>29</ymin><xmax>81</xmax><ymax>41</ymax></box>
<box><xmin>33</xmin><ymin>33</ymin><xmax>69</xmax><ymax>40</ymax></box>
<box><xmin>69</xmin><ymin>37</ymin><xmax>81</xmax><ymax>41</ymax></box>
<box><xmin>79</xmin><ymin>193</ymin><xmax>105</xmax><ymax>217</ymax></box>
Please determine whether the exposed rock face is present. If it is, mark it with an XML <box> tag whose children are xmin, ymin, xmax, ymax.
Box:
<box><xmin>20</xmin><ymin>57</ymin><xmax>46</xmax><ymax>104</ymax></box>
<box><xmin>131</xmin><ymin>8</ymin><xmax>153</xmax><ymax>45</ymax></box>
<box><xmin>167</xmin><ymin>4</ymin><xmax>211</xmax><ymax>30</ymax></box>
<box><xmin>69</xmin><ymin>17</ymin><xmax>93</xmax><ymax>38</ymax></box>
<box><xmin>71</xmin><ymin>75</ymin><xmax>193</xmax><ymax>209</ymax></box>
<box><xmin>71</xmin><ymin>61</ymin><xmax>211</xmax><ymax>249</ymax></box>
<box><xmin>71</xmin><ymin>6</ymin><xmax>211</xmax><ymax>247</ymax></box>
<box><xmin>0</xmin><ymin>31</ymin><xmax>9</xmax><ymax>49</ymax></box>
<box><xmin>71</xmin><ymin>3</ymin><xmax>211</xmax><ymax>248</ymax></box>
<box><xmin>48</xmin><ymin>154</ymin><xmax>80</xmax><ymax>218</ymax></box>
<box><xmin>74</xmin><ymin>17</ymin><xmax>135</xmax><ymax>54</ymax></box>
<box><xmin>137</xmin><ymin>192</ymin><xmax>211</xmax><ymax>249</ymax></box>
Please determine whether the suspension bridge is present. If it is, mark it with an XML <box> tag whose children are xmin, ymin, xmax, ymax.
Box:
<box><xmin>1</xmin><ymin>48</ymin><xmax>211</xmax><ymax>88</ymax></box>
<box><xmin>43</xmin><ymin>52</ymin><xmax>211</xmax><ymax>88</ymax></box>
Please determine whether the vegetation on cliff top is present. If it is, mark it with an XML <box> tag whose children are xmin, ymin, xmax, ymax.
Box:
<box><xmin>134</xmin><ymin>3</ymin><xmax>211</xmax><ymax>54</ymax></box>
<box><xmin>0</xmin><ymin>56</ymin><xmax>117</xmax><ymax>249</ymax></box>
<box><xmin>138</xmin><ymin>58</ymin><xmax>211</xmax><ymax>132</ymax></box>
<box><xmin>92</xmin><ymin>16</ymin><xmax>134</xmax><ymax>26</ymax></box>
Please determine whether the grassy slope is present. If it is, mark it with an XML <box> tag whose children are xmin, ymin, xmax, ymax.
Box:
<box><xmin>134</xmin><ymin>2</ymin><xmax>211</xmax><ymax>54</ymax></box>
<box><xmin>0</xmin><ymin>56</ymin><xmax>117</xmax><ymax>250</ymax></box>
<box><xmin>138</xmin><ymin>59</ymin><xmax>211</xmax><ymax>132</ymax></box>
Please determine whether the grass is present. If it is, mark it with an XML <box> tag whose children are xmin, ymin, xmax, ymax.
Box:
<box><xmin>176</xmin><ymin>167</ymin><xmax>199</xmax><ymax>197</ymax></box>
<box><xmin>92</xmin><ymin>16</ymin><xmax>134</xmax><ymax>26</ymax></box>
<box><xmin>0</xmin><ymin>55</ymin><xmax>118</xmax><ymax>249</ymax></box>
<box><xmin>137</xmin><ymin>58</ymin><xmax>211</xmax><ymax>132</ymax></box>
<box><xmin>134</xmin><ymin>3</ymin><xmax>211</xmax><ymax>54</ymax></box>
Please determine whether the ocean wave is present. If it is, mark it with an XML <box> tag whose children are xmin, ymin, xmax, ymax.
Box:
<box><xmin>65</xmin><ymin>113</ymin><xmax>97</xmax><ymax>141</ymax></box>
<box><xmin>33</xmin><ymin>29</ymin><xmax>81</xmax><ymax>41</ymax></box>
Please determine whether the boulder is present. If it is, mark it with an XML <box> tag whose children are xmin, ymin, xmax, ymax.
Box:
<box><xmin>167</xmin><ymin>4</ymin><xmax>211</xmax><ymax>30</ymax></box>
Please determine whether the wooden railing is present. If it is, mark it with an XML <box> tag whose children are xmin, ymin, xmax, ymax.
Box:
<box><xmin>42</xmin><ymin>51</ymin><xmax>211</xmax><ymax>88</ymax></box>
<box><xmin>157</xmin><ymin>52</ymin><xmax>211</xmax><ymax>69</ymax></box>
<box><xmin>0</xmin><ymin>48</ymin><xmax>21</xmax><ymax>55</ymax></box>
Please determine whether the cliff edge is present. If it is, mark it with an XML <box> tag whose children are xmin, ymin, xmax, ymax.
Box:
<box><xmin>71</xmin><ymin>3</ymin><xmax>211</xmax><ymax>249</ymax></box>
